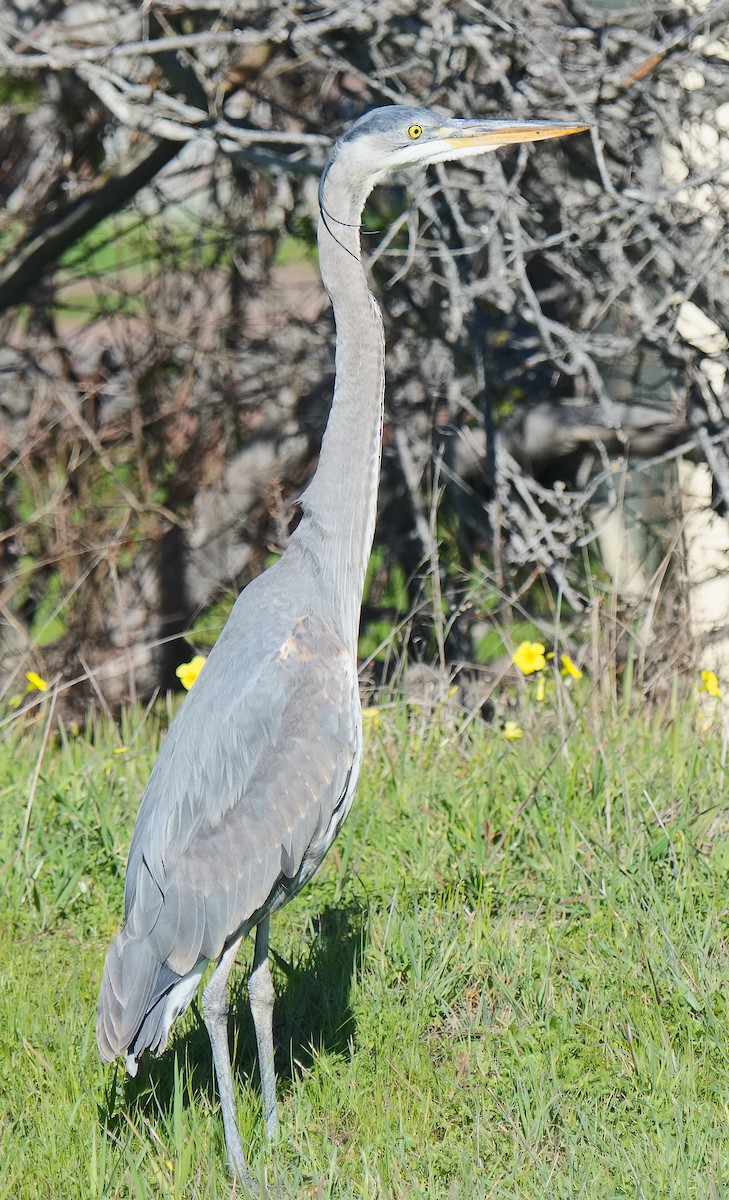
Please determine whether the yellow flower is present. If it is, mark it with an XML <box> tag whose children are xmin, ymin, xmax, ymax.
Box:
<box><xmin>560</xmin><ymin>654</ymin><xmax>583</xmax><ymax>680</ymax></box>
<box><xmin>362</xmin><ymin>706</ymin><xmax>381</xmax><ymax>728</ymax></box>
<box><xmin>535</xmin><ymin>675</ymin><xmax>546</xmax><ymax>702</ymax></box>
<box><xmin>175</xmin><ymin>655</ymin><xmax>206</xmax><ymax>690</ymax></box>
<box><xmin>26</xmin><ymin>671</ymin><xmax>48</xmax><ymax>692</ymax></box>
<box><xmin>699</xmin><ymin>669</ymin><xmax>723</xmax><ymax>699</ymax></box>
<box><xmin>503</xmin><ymin>720</ymin><xmax>523</xmax><ymax>740</ymax></box>
<box><xmin>512</xmin><ymin>641</ymin><xmax>546</xmax><ymax>675</ymax></box>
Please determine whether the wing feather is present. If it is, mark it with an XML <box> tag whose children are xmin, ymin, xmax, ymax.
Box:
<box><xmin>98</xmin><ymin>591</ymin><xmax>361</xmax><ymax>1066</ymax></box>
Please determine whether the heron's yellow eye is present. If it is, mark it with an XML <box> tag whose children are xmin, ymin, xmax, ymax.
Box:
<box><xmin>407</xmin><ymin>124</ymin><xmax>423</xmax><ymax>140</ymax></box>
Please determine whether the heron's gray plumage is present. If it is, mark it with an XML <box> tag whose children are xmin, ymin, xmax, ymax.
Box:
<box><xmin>97</xmin><ymin>104</ymin><xmax>588</xmax><ymax>1189</ymax></box>
<box><xmin>98</xmin><ymin>555</ymin><xmax>360</xmax><ymax>1064</ymax></box>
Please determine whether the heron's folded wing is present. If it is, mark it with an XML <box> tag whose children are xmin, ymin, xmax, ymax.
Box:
<box><xmin>123</xmin><ymin>612</ymin><xmax>360</xmax><ymax>976</ymax></box>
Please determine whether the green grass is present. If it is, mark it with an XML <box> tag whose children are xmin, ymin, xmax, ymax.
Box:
<box><xmin>1</xmin><ymin>683</ymin><xmax>729</xmax><ymax>1198</ymax></box>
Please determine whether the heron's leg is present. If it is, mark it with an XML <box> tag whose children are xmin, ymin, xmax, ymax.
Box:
<box><xmin>248</xmin><ymin>917</ymin><xmax>279</xmax><ymax>1140</ymax></box>
<box><xmin>202</xmin><ymin>935</ymin><xmax>257</xmax><ymax>1193</ymax></box>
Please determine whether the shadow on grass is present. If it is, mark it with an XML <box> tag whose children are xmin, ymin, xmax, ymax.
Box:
<box><xmin>100</xmin><ymin>902</ymin><xmax>365</xmax><ymax>1132</ymax></box>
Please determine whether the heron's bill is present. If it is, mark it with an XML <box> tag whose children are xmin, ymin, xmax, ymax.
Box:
<box><xmin>444</xmin><ymin>121</ymin><xmax>589</xmax><ymax>150</ymax></box>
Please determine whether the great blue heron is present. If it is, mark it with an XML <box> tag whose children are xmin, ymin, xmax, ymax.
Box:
<box><xmin>97</xmin><ymin>104</ymin><xmax>587</xmax><ymax>1189</ymax></box>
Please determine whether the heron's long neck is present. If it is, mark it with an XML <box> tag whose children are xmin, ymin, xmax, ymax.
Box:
<box><xmin>294</xmin><ymin>165</ymin><xmax>384</xmax><ymax>649</ymax></box>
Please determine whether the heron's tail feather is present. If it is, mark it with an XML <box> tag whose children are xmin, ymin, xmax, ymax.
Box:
<box><xmin>97</xmin><ymin>929</ymin><xmax>205</xmax><ymax>1075</ymax></box>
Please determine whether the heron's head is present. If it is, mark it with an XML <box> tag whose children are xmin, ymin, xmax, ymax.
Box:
<box><xmin>325</xmin><ymin>104</ymin><xmax>588</xmax><ymax>197</ymax></box>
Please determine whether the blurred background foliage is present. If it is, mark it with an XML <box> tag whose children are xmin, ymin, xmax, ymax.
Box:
<box><xmin>1</xmin><ymin>0</ymin><xmax>728</xmax><ymax>720</ymax></box>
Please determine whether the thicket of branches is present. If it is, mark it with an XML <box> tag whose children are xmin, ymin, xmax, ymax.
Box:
<box><xmin>1</xmin><ymin>0</ymin><xmax>728</xmax><ymax>714</ymax></box>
